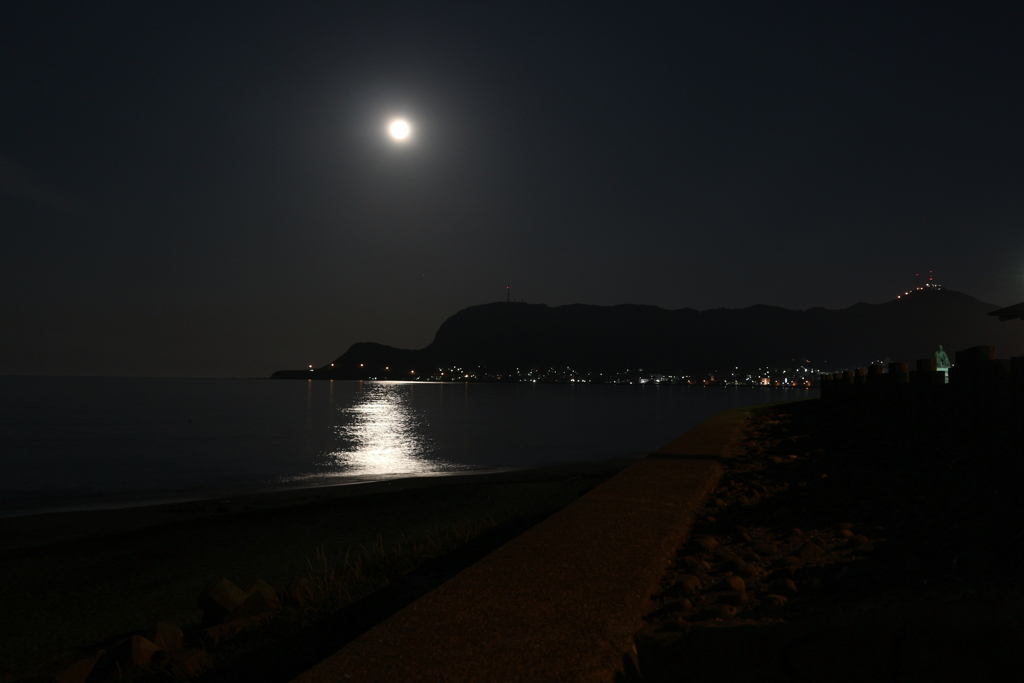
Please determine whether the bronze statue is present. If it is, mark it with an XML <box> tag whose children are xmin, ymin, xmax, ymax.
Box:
<box><xmin>935</xmin><ymin>345</ymin><xmax>951</xmax><ymax>368</ymax></box>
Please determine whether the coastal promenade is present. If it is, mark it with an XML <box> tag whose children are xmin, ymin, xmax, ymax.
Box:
<box><xmin>292</xmin><ymin>407</ymin><xmax>752</xmax><ymax>683</ymax></box>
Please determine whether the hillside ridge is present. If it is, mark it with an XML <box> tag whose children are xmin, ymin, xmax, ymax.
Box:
<box><xmin>272</xmin><ymin>290</ymin><xmax>1024</xmax><ymax>380</ymax></box>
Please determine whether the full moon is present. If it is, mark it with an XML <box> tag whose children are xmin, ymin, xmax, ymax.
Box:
<box><xmin>389</xmin><ymin>119</ymin><xmax>411</xmax><ymax>141</ymax></box>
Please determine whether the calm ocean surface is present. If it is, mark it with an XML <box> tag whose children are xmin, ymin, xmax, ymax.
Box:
<box><xmin>0</xmin><ymin>377</ymin><xmax>816</xmax><ymax>515</ymax></box>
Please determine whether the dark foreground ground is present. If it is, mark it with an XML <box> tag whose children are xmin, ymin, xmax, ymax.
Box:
<box><xmin>638</xmin><ymin>389</ymin><xmax>1024</xmax><ymax>681</ymax></box>
<box><xmin>0</xmin><ymin>459</ymin><xmax>634</xmax><ymax>683</ymax></box>
<box><xmin>7</xmin><ymin>388</ymin><xmax>1023</xmax><ymax>682</ymax></box>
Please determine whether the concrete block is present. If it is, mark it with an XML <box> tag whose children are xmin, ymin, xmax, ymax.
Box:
<box><xmin>153</xmin><ymin>622</ymin><xmax>184</xmax><ymax>653</ymax></box>
<box><xmin>243</xmin><ymin>578</ymin><xmax>281</xmax><ymax>611</ymax></box>
<box><xmin>233</xmin><ymin>583</ymin><xmax>279</xmax><ymax>619</ymax></box>
<box><xmin>55</xmin><ymin>651</ymin><xmax>103</xmax><ymax>683</ymax></box>
<box><xmin>170</xmin><ymin>649</ymin><xmax>212</xmax><ymax>678</ymax></box>
<box><xmin>198</xmin><ymin>577</ymin><xmax>247</xmax><ymax>625</ymax></box>
<box><xmin>131</xmin><ymin>635</ymin><xmax>162</xmax><ymax>666</ymax></box>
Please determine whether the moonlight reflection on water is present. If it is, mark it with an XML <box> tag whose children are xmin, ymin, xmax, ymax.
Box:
<box><xmin>323</xmin><ymin>383</ymin><xmax>448</xmax><ymax>477</ymax></box>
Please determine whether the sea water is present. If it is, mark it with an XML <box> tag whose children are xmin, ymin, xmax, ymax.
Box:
<box><xmin>0</xmin><ymin>377</ymin><xmax>815</xmax><ymax>514</ymax></box>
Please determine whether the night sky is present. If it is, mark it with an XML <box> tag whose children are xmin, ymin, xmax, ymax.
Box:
<box><xmin>3</xmin><ymin>2</ymin><xmax>1023</xmax><ymax>377</ymax></box>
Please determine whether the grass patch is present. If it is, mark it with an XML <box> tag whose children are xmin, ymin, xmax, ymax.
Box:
<box><xmin>296</xmin><ymin>517</ymin><xmax>499</xmax><ymax>617</ymax></box>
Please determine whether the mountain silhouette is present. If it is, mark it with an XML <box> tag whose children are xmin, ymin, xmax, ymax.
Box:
<box><xmin>271</xmin><ymin>289</ymin><xmax>1024</xmax><ymax>379</ymax></box>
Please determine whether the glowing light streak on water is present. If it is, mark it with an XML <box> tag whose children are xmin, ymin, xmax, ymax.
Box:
<box><xmin>324</xmin><ymin>383</ymin><xmax>444</xmax><ymax>476</ymax></box>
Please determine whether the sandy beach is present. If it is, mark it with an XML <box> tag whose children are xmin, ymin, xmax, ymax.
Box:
<box><xmin>0</xmin><ymin>458</ymin><xmax>635</xmax><ymax>682</ymax></box>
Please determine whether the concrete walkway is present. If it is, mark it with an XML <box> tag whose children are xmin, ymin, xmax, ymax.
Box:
<box><xmin>292</xmin><ymin>406</ymin><xmax>752</xmax><ymax>683</ymax></box>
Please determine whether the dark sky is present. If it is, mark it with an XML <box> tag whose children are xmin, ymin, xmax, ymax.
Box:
<box><xmin>2</xmin><ymin>1</ymin><xmax>1023</xmax><ymax>377</ymax></box>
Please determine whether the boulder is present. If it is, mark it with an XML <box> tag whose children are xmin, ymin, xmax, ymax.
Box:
<box><xmin>692</xmin><ymin>536</ymin><xmax>718</xmax><ymax>553</ymax></box>
<box><xmin>796</xmin><ymin>542</ymin><xmax>825</xmax><ymax>560</ymax></box>
<box><xmin>680</xmin><ymin>555</ymin><xmax>702</xmax><ymax>572</ymax></box>
<box><xmin>769</xmin><ymin>578</ymin><xmax>799</xmax><ymax>596</ymax></box>
<box><xmin>660</xmin><ymin>598</ymin><xmax>692</xmax><ymax>613</ymax></box>
<box><xmin>720</xmin><ymin>558</ymin><xmax>744</xmax><ymax>572</ymax></box>
<box><xmin>734</xmin><ymin>563</ymin><xmax>758</xmax><ymax>579</ymax></box>
<box><xmin>848</xmin><ymin>534</ymin><xmax>875</xmax><ymax>552</ymax></box>
<box><xmin>711</xmin><ymin>576</ymin><xmax>748</xmax><ymax>605</ymax></box>
<box><xmin>698</xmin><ymin>604</ymin><xmax>738</xmax><ymax>620</ymax></box>
<box><xmin>718</xmin><ymin>590</ymin><xmax>749</xmax><ymax>606</ymax></box>
<box><xmin>668</xmin><ymin>574</ymin><xmax>703</xmax><ymax>596</ymax></box>
<box><xmin>711</xmin><ymin>576</ymin><xmax>746</xmax><ymax>593</ymax></box>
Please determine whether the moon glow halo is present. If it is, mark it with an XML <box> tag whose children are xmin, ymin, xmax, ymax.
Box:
<box><xmin>389</xmin><ymin>119</ymin><xmax>411</xmax><ymax>141</ymax></box>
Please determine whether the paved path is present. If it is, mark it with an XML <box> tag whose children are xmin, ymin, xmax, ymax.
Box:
<box><xmin>292</xmin><ymin>406</ymin><xmax>752</xmax><ymax>683</ymax></box>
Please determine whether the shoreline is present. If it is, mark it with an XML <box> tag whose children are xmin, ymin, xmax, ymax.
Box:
<box><xmin>0</xmin><ymin>465</ymin><xmax>533</xmax><ymax>521</ymax></box>
<box><xmin>0</xmin><ymin>456</ymin><xmax>643</xmax><ymax>552</ymax></box>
